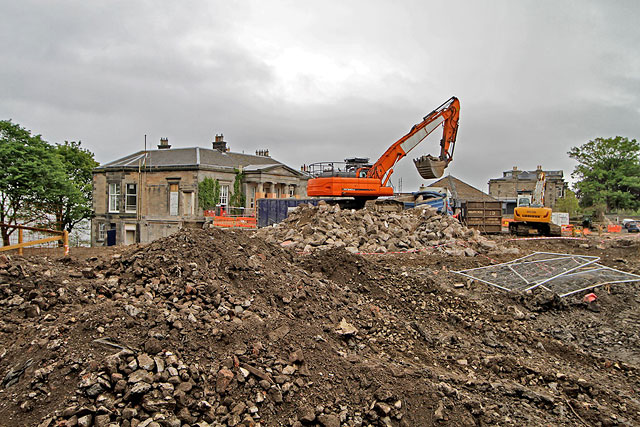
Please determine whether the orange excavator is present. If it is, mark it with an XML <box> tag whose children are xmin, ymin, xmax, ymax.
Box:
<box><xmin>306</xmin><ymin>96</ymin><xmax>460</xmax><ymax>205</ymax></box>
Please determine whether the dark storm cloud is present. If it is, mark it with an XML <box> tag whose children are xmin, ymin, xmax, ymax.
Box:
<box><xmin>1</xmin><ymin>0</ymin><xmax>638</xmax><ymax>192</ymax></box>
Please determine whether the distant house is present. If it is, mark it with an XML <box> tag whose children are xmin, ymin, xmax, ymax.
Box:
<box><xmin>488</xmin><ymin>165</ymin><xmax>567</xmax><ymax>214</ymax></box>
<box><xmin>91</xmin><ymin>135</ymin><xmax>308</xmax><ymax>246</ymax></box>
<box><xmin>427</xmin><ymin>175</ymin><xmax>496</xmax><ymax>210</ymax></box>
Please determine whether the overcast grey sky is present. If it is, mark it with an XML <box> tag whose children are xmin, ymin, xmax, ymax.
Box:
<box><xmin>1</xmin><ymin>0</ymin><xmax>639</xmax><ymax>192</ymax></box>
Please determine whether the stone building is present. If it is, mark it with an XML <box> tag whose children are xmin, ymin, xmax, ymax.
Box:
<box><xmin>488</xmin><ymin>166</ymin><xmax>567</xmax><ymax>214</ymax></box>
<box><xmin>91</xmin><ymin>135</ymin><xmax>308</xmax><ymax>246</ymax></box>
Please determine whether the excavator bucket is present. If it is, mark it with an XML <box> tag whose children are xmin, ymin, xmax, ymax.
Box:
<box><xmin>413</xmin><ymin>155</ymin><xmax>447</xmax><ymax>179</ymax></box>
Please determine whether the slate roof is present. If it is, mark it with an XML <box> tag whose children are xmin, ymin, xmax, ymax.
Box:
<box><xmin>490</xmin><ymin>169</ymin><xmax>564</xmax><ymax>182</ymax></box>
<box><xmin>428</xmin><ymin>175</ymin><xmax>496</xmax><ymax>202</ymax></box>
<box><xmin>96</xmin><ymin>147</ymin><xmax>302</xmax><ymax>175</ymax></box>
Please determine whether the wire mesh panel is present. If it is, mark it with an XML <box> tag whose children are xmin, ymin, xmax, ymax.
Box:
<box><xmin>455</xmin><ymin>252</ymin><xmax>600</xmax><ymax>293</ymax></box>
<box><xmin>540</xmin><ymin>265</ymin><xmax>640</xmax><ymax>297</ymax></box>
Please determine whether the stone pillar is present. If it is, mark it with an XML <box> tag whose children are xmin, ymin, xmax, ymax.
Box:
<box><xmin>256</xmin><ymin>182</ymin><xmax>265</xmax><ymax>199</ymax></box>
<box><xmin>267</xmin><ymin>182</ymin><xmax>276</xmax><ymax>199</ymax></box>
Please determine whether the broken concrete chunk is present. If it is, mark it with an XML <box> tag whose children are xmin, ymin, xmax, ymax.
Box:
<box><xmin>336</xmin><ymin>318</ymin><xmax>358</xmax><ymax>336</ymax></box>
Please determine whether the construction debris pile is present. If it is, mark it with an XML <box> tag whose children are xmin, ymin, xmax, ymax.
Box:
<box><xmin>259</xmin><ymin>202</ymin><xmax>516</xmax><ymax>256</ymax></box>
<box><xmin>0</xmin><ymin>228</ymin><xmax>639</xmax><ymax>426</ymax></box>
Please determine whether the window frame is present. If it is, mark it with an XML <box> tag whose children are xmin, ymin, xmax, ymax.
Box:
<box><xmin>108</xmin><ymin>183</ymin><xmax>121</xmax><ymax>213</ymax></box>
<box><xmin>98</xmin><ymin>223</ymin><xmax>106</xmax><ymax>241</ymax></box>
<box><xmin>220</xmin><ymin>184</ymin><xmax>229</xmax><ymax>207</ymax></box>
<box><xmin>125</xmin><ymin>183</ymin><xmax>137</xmax><ymax>213</ymax></box>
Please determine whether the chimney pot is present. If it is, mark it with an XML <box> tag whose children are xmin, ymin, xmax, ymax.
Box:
<box><xmin>212</xmin><ymin>134</ymin><xmax>227</xmax><ymax>152</ymax></box>
<box><xmin>158</xmin><ymin>137</ymin><xmax>171</xmax><ymax>149</ymax></box>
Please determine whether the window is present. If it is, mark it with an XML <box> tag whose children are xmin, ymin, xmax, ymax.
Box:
<box><xmin>169</xmin><ymin>183</ymin><xmax>179</xmax><ymax>216</ymax></box>
<box><xmin>250</xmin><ymin>186</ymin><xmax>256</xmax><ymax>208</ymax></box>
<box><xmin>289</xmin><ymin>186</ymin><xmax>295</xmax><ymax>197</ymax></box>
<box><xmin>125</xmin><ymin>183</ymin><xmax>137</xmax><ymax>213</ymax></box>
<box><xmin>98</xmin><ymin>223</ymin><xmax>106</xmax><ymax>241</ymax></box>
<box><xmin>220</xmin><ymin>185</ymin><xmax>229</xmax><ymax>207</ymax></box>
<box><xmin>108</xmin><ymin>183</ymin><xmax>120</xmax><ymax>212</ymax></box>
<box><xmin>517</xmin><ymin>197</ymin><xmax>530</xmax><ymax>207</ymax></box>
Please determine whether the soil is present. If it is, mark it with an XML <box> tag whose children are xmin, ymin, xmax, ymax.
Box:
<box><xmin>0</xmin><ymin>226</ymin><xmax>639</xmax><ymax>426</ymax></box>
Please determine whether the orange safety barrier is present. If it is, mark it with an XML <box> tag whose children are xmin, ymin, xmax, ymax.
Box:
<box><xmin>607</xmin><ymin>225</ymin><xmax>622</xmax><ymax>233</ymax></box>
<box><xmin>212</xmin><ymin>216</ymin><xmax>257</xmax><ymax>229</ymax></box>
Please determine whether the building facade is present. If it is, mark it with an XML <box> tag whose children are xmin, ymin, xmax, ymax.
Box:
<box><xmin>488</xmin><ymin>166</ymin><xmax>567</xmax><ymax>214</ymax></box>
<box><xmin>91</xmin><ymin>136</ymin><xmax>308</xmax><ymax>246</ymax></box>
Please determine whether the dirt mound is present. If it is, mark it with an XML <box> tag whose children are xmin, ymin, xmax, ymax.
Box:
<box><xmin>0</xmin><ymin>228</ymin><xmax>639</xmax><ymax>426</ymax></box>
<box><xmin>258</xmin><ymin>202</ymin><xmax>517</xmax><ymax>258</ymax></box>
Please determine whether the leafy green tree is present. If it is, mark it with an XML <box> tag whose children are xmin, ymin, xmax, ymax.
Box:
<box><xmin>198</xmin><ymin>177</ymin><xmax>220</xmax><ymax>211</ymax></box>
<box><xmin>568</xmin><ymin>136</ymin><xmax>640</xmax><ymax>211</ymax></box>
<box><xmin>554</xmin><ymin>189</ymin><xmax>580</xmax><ymax>218</ymax></box>
<box><xmin>0</xmin><ymin>120</ymin><xmax>68</xmax><ymax>245</ymax></box>
<box><xmin>48</xmin><ymin>141</ymin><xmax>99</xmax><ymax>233</ymax></box>
<box><xmin>230</xmin><ymin>169</ymin><xmax>246</xmax><ymax>208</ymax></box>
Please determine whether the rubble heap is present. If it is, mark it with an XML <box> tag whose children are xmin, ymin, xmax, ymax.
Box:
<box><xmin>0</xmin><ymin>230</ymin><xmax>424</xmax><ymax>427</ymax></box>
<box><xmin>0</xmin><ymin>228</ymin><xmax>639</xmax><ymax>426</ymax></box>
<box><xmin>259</xmin><ymin>202</ymin><xmax>514</xmax><ymax>256</ymax></box>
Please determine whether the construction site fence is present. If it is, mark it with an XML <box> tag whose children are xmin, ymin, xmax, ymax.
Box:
<box><xmin>210</xmin><ymin>216</ymin><xmax>257</xmax><ymax>229</ymax></box>
<box><xmin>501</xmin><ymin>219</ymin><xmax>624</xmax><ymax>235</ymax></box>
<box><xmin>0</xmin><ymin>223</ymin><xmax>69</xmax><ymax>255</ymax></box>
<box><xmin>204</xmin><ymin>207</ymin><xmax>256</xmax><ymax>217</ymax></box>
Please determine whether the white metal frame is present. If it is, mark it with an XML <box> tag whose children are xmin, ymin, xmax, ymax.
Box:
<box><xmin>454</xmin><ymin>252</ymin><xmax>639</xmax><ymax>297</ymax></box>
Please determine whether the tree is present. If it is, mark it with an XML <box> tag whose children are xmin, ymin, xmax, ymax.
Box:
<box><xmin>554</xmin><ymin>188</ymin><xmax>580</xmax><ymax>218</ymax></box>
<box><xmin>568</xmin><ymin>136</ymin><xmax>640</xmax><ymax>211</ymax></box>
<box><xmin>198</xmin><ymin>177</ymin><xmax>220</xmax><ymax>211</ymax></box>
<box><xmin>0</xmin><ymin>120</ymin><xmax>68</xmax><ymax>245</ymax></box>
<box><xmin>47</xmin><ymin>141</ymin><xmax>99</xmax><ymax>233</ymax></box>
<box><xmin>230</xmin><ymin>169</ymin><xmax>246</xmax><ymax>208</ymax></box>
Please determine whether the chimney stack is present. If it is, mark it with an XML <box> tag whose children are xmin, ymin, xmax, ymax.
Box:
<box><xmin>255</xmin><ymin>149</ymin><xmax>270</xmax><ymax>157</ymax></box>
<box><xmin>158</xmin><ymin>137</ymin><xmax>171</xmax><ymax>149</ymax></box>
<box><xmin>212</xmin><ymin>133</ymin><xmax>228</xmax><ymax>152</ymax></box>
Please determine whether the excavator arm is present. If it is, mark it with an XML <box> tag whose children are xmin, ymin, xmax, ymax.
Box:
<box><xmin>306</xmin><ymin>96</ymin><xmax>460</xmax><ymax>200</ymax></box>
<box><xmin>367</xmin><ymin>96</ymin><xmax>460</xmax><ymax>184</ymax></box>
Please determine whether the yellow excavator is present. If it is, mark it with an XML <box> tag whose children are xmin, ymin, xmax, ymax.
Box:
<box><xmin>509</xmin><ymin>170</ymin><xmax>561</xmax><ymax>236</ymax></box>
